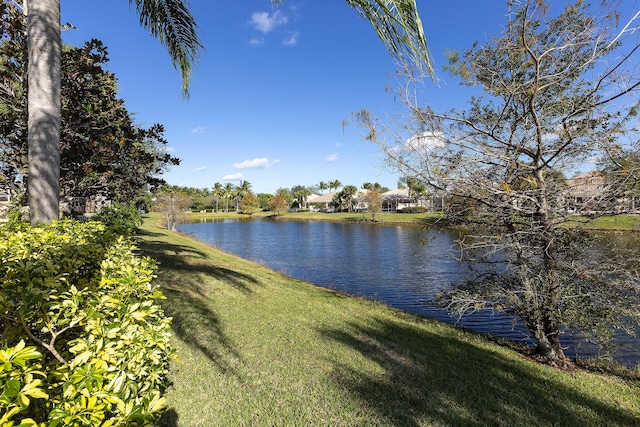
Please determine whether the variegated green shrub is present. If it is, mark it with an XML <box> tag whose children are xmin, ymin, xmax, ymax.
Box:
<box><xmin>0</xmin><ymin>220</ymin><xmax>173</xmax><ymax>426</ymax></box>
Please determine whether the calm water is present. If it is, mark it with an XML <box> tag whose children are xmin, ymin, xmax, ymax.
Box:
<box><xmin>177</xmin><ymin>218</ymin><xmax>639</xmax><ymax>365</ymax></box>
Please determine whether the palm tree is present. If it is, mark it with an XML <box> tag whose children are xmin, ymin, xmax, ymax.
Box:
<box><xmin>342</xmin><ymin>185</ymin><xmax>358</xmax><ymax>212</ymax></box>
<box><xmin>292</xmin><ymin>186</ymin><xmax>312</xmax><ymax>209</ymax></box>
<box><xmin>26</xmin><ymin>0</ymin><xmax>201</xmax><ymax>224</ymax></box>
<box><xmin>27</xmin><ymin>0</ymin><xmax>431</xmax><ymax>224</ymax></box>
<box><xmin>398</xmin><ymin>176</ymin><xmax>427</xmax><ymax>207</ymax></box>
<box><xmin>318</xmin><ymin>181</ymin><xmax>328</xmax><ymax>194</ymax></box>
<box><xmin>329</xmin><ymin>179</ymin><xmax>343</xmax><ymax>193</ymax></box>
<box><xmin>222</xmin><ymin>182</ymin><xmax>234</xmax><ymax>212</ymax></box>
<box><xmin>237</xmin><ymin>180</ymin><xmax>252</xmax><ymax>195</ymax></box>
<box><xmin>234</xmin><ymin>180</ymin><xmax>252</xmax><ymax>211</ymax></box>
<box><xmin>212</xmin><ymin>182</ymin><xmax>223</xmax><ymax>213</ymax></box>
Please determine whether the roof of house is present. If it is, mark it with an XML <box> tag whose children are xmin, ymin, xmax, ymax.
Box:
<box><xmin>566</xmin><ymin>171</ymin><xmax>609</xmax><ymax>197</ymax></box>
<box><xmin>306</xmin><ymin>193</ymin><xmax>322</xmax><ymax>202</ymax></box>
<box><xmin>381</xmin><ymin>188</ymin><xmax>411</xmax><ymax>199</ymax></box>
<box><xmin>309</xmin><ymin>192</ymin><xmax>337</xmax><ymax>204</ymax></box>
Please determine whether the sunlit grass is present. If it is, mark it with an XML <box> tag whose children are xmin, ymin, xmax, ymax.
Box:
<box><xmin>137</xmin><ymin>214</ymin><xmax>640</xmax><ymax>426</ymax></box>
<box><xmin>189</xmin><ymin>210</ymin><xmax>640</xmax><ymax>231</ymax></box>
<box><xmin>188</xmin><ymin>209</ymin><xmax>443</xmax><ymax>225</ymax></box>
<box><xmin>564</xmin><ymin>214</ymin><xmax>640</xmax><ymax>230</ymax></box>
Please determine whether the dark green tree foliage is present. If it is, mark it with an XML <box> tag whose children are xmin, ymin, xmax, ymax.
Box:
<box><xmin>60</xmin><ymin>40</ymin><xmax>180</xmax><ymax>202</ymax></box>
<box><xmin>332</xmin><ymin>185</ymin><xmax>358</xmax><ymax>212</ymax></box>
<box><xmin>291</xmin><ymin>184</ymin><xmax>312</xmax><ymax>209</ymax></box>
<box><xmin>257</xmin><ymin>192</ymin><xmax>274</xmax><ymax>210</ymax></box>
<box><xmin>0</xmin><ymin>2</ymin><xmax>28</xmax><ymax>197</ymax></box>
<box><xmin>359</xmin><ymin>0</ymin><xmax>640</xmax><ymax>364</ymax></box>
<box><xmin>362</xmin><ymin>182</ymin><xmax>390</xmax><ymax>193</ymax></box>
<box><xmin>0</xmin><ymin>4</ymin><xmax>179</xmax><ymax>205</ymax></box>
<box><xmin>398</xmin><ymin>176</ymin><xmax>427</xmax><ymax>206</ymax></box>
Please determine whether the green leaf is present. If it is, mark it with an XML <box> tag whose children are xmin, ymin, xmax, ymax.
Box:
<box><xmin>0</xmin><ymin>406</ymin><xmax>22</xmax><ymax>425</ymax></box>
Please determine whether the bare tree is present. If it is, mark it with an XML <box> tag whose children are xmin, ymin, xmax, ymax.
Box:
<box><xmin>154</xmin><ymin>193</ymin><xmax>190</xmax><ymax>231</ymax></box>
<box><xmin>358</xmin><ymin>0</ymin><xmax>640</xmax><ymax>365</ymax></box>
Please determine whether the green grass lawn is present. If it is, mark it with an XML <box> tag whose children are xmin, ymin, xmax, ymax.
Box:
<box><xmin>189</xmin><ymin>210</ymin><xmax>640</xmax><ymax>230</ymax></box>
<box><xmin>189</xmin><ymin>209</ymin><xmax>444</xmax><ymax>226</ymax></box>
<box><xmin>564</xmin><ymin>214</ymin><xmax>640</xmax><ymax>230</ymax></box>
<box><xmin>138</xmin><ymin>215</ymin><xmax>640</xmax><ymax>426</ymax></box>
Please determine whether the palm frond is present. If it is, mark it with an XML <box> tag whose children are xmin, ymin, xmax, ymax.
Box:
<box><xmin>345</xmin><ymin>0</ymin><xmax>434</xmax><ymax>77</ymax></box>
<box><xmin>131</xmin><ymin>0</ymin><xmax>203</xmax><ymax>95</ymax></box>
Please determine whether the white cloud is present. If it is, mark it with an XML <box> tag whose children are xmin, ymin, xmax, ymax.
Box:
<box><xmin>194</xmin><ymin>166</ymin><xmax>206</xmax><ymax>173</ymax></box>
<box><xmin>233</xmin><ymin>157</ymin><xmax>279</xmax><ymax>170</ymax></box>
<box><xmin>166</xmin><ymin>146</ymin><xmax>176</xmax><ymax>153</ymax></box>
<box><xmin>406</xmin><ymin>131</ymin><xmax>445</xmax><ymax>151</ymax></box>
<box><xmin>223</xmin><ymin>173</ymin><xmax>244</xmax><ymax>181</ymax></box>
<box><xmin>249</xmin><ymin>37</ymin><xmax>264</xmax><ymax>46</ymax></box>
<box><xmin>282</xmin><ymin>31</ymin><xmax>299</xmax><ymax>46</ymax></box>
<box><xmin>325</xmin><ymin>154</ymin><xmax>339</xmax><ymax>162</ymax></box>
<box><xmin>192</xmin><ymin>126</ymin><xmax>205</xmax><ymax>134</ymax></box>
<box><xmin>250</xmin><ymin>11</ymin><xmax>287</xmax><ymax>34</ymax></box>
<box><xmin>335</xmin><ymin>142</ymin><xmax>343</xmax><ymax>148</ymax></box>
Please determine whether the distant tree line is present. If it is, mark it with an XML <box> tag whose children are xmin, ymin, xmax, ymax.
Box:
<box><xmin>151</xmin><ymin>180</ymin><xmax>393</xmax><ymax>215</ymax></box>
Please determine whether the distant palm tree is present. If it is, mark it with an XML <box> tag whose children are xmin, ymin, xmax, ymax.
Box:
<box><xmin>318</xmin><ymin>181</ymin><xmax>328</xmax><ymax>194</ymax></box>
<box><xmin>342</xmin><ymin>185</ymin><xmax>358</xmax><ymax>212</ymax></box>
<box><xmin>234</xmin><ymin>180</ymin><xmax>252</xmax><ymax>211</ymax></box>
<box><xmin>212</xmin><ymin>182</ymin><xmax>223</xmax><ymax>213</ymax></box>
<box><xmin>295</xmin><ymin>187</ymin><xmax>312</xmax><ymax>209</ymax></box>
<box><xmin>398</xmin><ymin>176</ymin><xmax>427</xmax><ymax>207</ymax></box>
<box><xmin>223</xmin><ymin>182</ymin><xmax>234</xmax><ymax>212</ymax></box>
<box><xmin>363</xmin><ymin>182</ymin><xmax>385</xmax><ymax>192</ymax></box>
<box><xmin>329</xmin><ymin>179</ymin><xmax>342</xmax><ymax>192</ymax></box>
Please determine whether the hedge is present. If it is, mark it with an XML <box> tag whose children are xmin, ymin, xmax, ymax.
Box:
<box><xmin>398</xmin><ymin>206</ymin><xmax>427</xmax><ymax>213</ymax></box>
<box><xmin>0</xmin><ymin>220</ymin><xmax>172</xmax><ymax>426</ymax></box>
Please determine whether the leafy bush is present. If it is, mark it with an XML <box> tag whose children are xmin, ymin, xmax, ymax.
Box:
<box><xmin>0</xmin><ymin>220</ymin><xmax>173</xmax><ymax>426</ymax></box>
<box><xmin>398</xmin><ymin>206</ymin><xmax>427</xmax><ymax>213</ymax></box>
<box><xmin>92</xmin><ymin>203</ymin><xmax>143</xmax><ymax>236</ymax></box>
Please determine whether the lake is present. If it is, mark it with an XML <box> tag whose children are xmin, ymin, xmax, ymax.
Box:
<box><xmin>177</xmin><ymin>217</ymin><xmax>639</xmax><ymax>365</ymax></box>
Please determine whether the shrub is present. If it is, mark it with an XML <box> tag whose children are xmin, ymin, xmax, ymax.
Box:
<box><xmin>0</xmin><ymin>220</ymin><xmax>173</xmax><ymax>426</ymax></box>
<box><xmin>398</xmin><ymin>206</ymin><xmax>427</xmax><ymax>213</ymax></box>
<box><xmin>92</xmin><ymin>203</ymin><xmax>143</xmax><ymax>236</ymax></box>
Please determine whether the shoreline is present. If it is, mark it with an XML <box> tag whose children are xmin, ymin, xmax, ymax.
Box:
<box><xmin>186</xmin><ymin>210</ymin><xmax>640</xmax><ymax>232</ymax></box>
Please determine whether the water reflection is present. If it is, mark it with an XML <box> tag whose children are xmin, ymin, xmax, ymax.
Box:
<box><xmin>177</xmin><ymin>218</ymin><xmax>638</xmax><ymax>365</ymax></box>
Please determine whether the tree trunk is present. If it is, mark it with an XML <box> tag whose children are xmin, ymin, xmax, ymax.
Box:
<box><xmin>535</xmin><ymin>169</ymin><xmax>567</xmax><ymax>364</ymax></box>
<box><xmin>531</xmin><ymin>310</ymin><xmax>566</xmax><ymax>364</ymax></box>
<box><xmin>27</xmin><ymin>0</ymin><xmax>61</xmax><ymax>224</ymax></box>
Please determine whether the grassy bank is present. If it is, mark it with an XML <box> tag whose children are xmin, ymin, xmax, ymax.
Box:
<box><xmin>188</xmin><ymin>210</ymin><xmax>640</xmax><ymax>230</ymax></box>
<box><xmin>564</xmin><ymin>214</ymin><xmax>640</xmax><ymax>230</ymax></box>
<box><xmin>137</xmin><ymin>215</ymin><xmax>639</xmax><ymax>426</ymax></box>
<box><xmin>188</xmin><ymin>210</ymin><xmax>444</xmax><ymax>226</ymax></box>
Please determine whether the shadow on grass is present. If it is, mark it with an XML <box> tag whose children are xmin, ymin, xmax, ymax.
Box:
<box><xmin>139</xmin><ymin>235</ymin><xmax>259</xmax><ymax>295</ymax></box>
<box><xmin>158</xmin><ymin>408</ymin><xmax>178</xmax><ymax>427</ymax></box>
<box><xmin>319</xmin><ymin>315</ymin><xmax>638</xmax><ymax>426</ymax></box>
<box><xmin>137</xmin><ymin>234</ymin><xmax>258</xmax><ymax>374</ymax></box>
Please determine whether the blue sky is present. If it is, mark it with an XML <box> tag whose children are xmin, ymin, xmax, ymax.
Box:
<box><xmin>58</xmin><ymin>1</ymin><xmax>637</xmax><ymax>194</ymax></box>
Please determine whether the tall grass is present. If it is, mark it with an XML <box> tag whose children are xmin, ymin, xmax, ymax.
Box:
<box><xmin>138</xmin><ymin>215</ymin><xmax>640</xmax><ymax>426</ymax></box>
